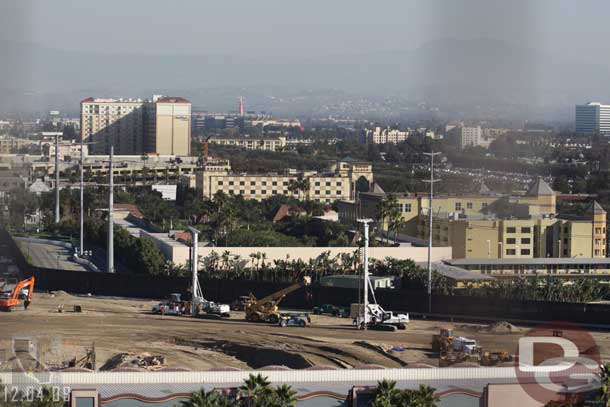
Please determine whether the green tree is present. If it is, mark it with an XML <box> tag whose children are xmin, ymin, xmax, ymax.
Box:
<box><xmin>371</xmin><ymin>380</ymin><xmax>401</xmax><ymax>407</ymax></box>
<box><xmin>239</xmin><ymin>374</ymin><xmax>273</xmax><ymax>407</ymax></box>
<box><xmin>273</xmin><ymin>384</ymin><xmax>297</xmax><ymax>407</ymax></box>
<box><xmin>598</xmin><ymin>363</ymin><xmax>610</xmax><ymax>406</ymax></box>
<box><xmin>180</xmin><ymin>388</ymin><xmax>236</xmax><ymax>407</ymax></box>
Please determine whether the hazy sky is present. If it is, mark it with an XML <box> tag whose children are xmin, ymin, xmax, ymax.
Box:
<box><xmin>2</xmin><ymin>0</ymin><xmax>609</xmax><ymax>58</ymax></box>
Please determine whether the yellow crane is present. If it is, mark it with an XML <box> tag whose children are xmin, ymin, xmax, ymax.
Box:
<box><xmin>245</xmin><ymin>277</ymin><xmax>311</xmax><ymax>323</ymax></box>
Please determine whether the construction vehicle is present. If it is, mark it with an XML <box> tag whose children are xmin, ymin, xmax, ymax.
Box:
<box><xmin>278</xmin><ymin>312</ymin><xmax>311</xmax><ymax>328</ymax></box>
<box><xmin>351</xmin><ymin>303</ymin><xmax>409</xmax><ymax>331</ymax></box>
<box><xmin>245</xmin><ymin>276</ymin><xmax>311</xmax><ymax>323</ymax></box>
<box><xmin>432</xmin><ymin>328</ymin><xmax>454</xmax><ymax>352</ymax></box>
<box><xmin>0</xmin><ymin>277</ymin><xmax>34</xmax><ymax>311</ymax></box>
<box><xmin>481</xmin><ymin>351</ymin><xmax>513</xmax><ymax>366</ymax></box>
<box><xmin>152</xmin><ymin>293</ymin><xmax>230</xmax><ymax>317</ymax></box>
<box><xmin>313</xmin><ymin>304</ymin><xmax>349</xmax><ymax>317</ymax></box>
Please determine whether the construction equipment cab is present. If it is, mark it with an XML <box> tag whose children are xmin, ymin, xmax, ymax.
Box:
<box><xmin>245</xmin><ymin>276</ymin><xmax>311</xmax><ymax>323</ymax></box>
<box><xmin>351</xmin><ymin>303</ymin><xmax>409</xmax><ymax>331</ymax></box>
<box><xmin>0</xmin><ymin>277</ymin><xmax>35</xmax><ymax>311</ymax></box>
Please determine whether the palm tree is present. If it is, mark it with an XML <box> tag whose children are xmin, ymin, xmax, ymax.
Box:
<box><xmin>274</xmin><ymin>384</ymin><xmax>298</xmax><ymax>407</ymax></box>
<box><xmin>598</xmin><ymin>363</ymin><xmax>610</xmax><ymax>406</ymax></box>
<box><xmin>371</xmin><ymin>380</ymin><xmax>400</xmax><ymax>407</ymax></box>
<box><xmin>239</xmin><ymin>374</ymin><xmax>273</xmax><ymax>407</ymax></box>
<box><xmin>180</xmin><ymin>388</ymin><xmax>236</xmax><ymax>407</ymax></box>
<box><xmin>411</xmin><ymin>384</ymin><xmax>440</xmax><ymax>407</ymax></box>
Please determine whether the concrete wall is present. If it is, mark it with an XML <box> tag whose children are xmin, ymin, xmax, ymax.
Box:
<box><xmin>140</xmin><ymin>231</ymin><xmax>453</xmax><ymax>267</ymax></box>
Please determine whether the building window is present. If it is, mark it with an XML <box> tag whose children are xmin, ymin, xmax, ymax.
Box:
<box><xmin>466</xmin><ymin>202</ymin><xmax>473</xmax><ymax>209</ymax></box>
<box><xmin>521</xmin><ymin>227</ymin><xmax>531</xmax><ymax>233</ymax></box>
<box><xmin>250</xmin><ymin>190</ymin><xmax>256</xmax><ymax>194</ymax></box>
<box><xmin>521</xmin><ymin>238</ymin><xmax>531</xmax><ymax>244</ymax></box>
<box><xmin>272</xmin><ymin>181</ymin><xmax>277</xmax><ymax>186</ymax></box>
<box><xmin>250</xmin><ymin>181</ymin><xmax>256</xmax><ymax>186</ymax></box>
<box><xmin>336</xmin><ymin>190</ymin><xmax>341</xmax><ymax>195</ymax></box>
<box><xmin>336</xmin><ymin>182</ymin><xmax>342</xmax><ymax>186</ymax></box>
<box><xmin>239</xmin><ymin>181</ymin><xmax>245</xmax><ymax>186</ymax></box>
<box><xmin>218</xmin><ymin>181</ymin><xmax>223</xmax><ymax>186</ymax></box>
<box><xmin>521</xmin><ymin>249</ymin><xmax>531</xmax><ymax>255</ymax></box>
<box><xmin>262</xmin><ymin>181</ymin><xmax>267</xmax><ymax>186</ymax></box>
<box><xmin>404</xmin><ymin>204</ymin><xmax>412</xmax><ymax>212</ymax></box>
<box><xmin>261</xmin><ymin>190</ymin><xmax>267</xmax><ymax>194</ymax></box>
<box><xmin>482</xmin><ymin>202</ymin><xmax>488</xmax><ymax>210</ymax></box>
<box><xmin>507</xmin><ymin>238</ymin><xmax>516</xmax><ymax>244</ymax></box>
<box><xmin>315</xmin><ymin>181</ymin><xmax>320</xmax><ymax>186</ymax></box>
<box><xmin>563</xmin><ymin>238</ymin><xmax>568</xmax><ymax>244</ymax></box>
<box><xmin>315</xmin><ymin>190</ymin><xmax>320</xmax><ymax>195</ymax></box>
<box><xmin>506</xmin><ymin>227</ymin><xmax>516</xmax><ymax>233</ymax></box>
<box><xmin>272</xmin><ymin>190</ymin><xmax>277</xmax><ymax>195</ymax></box>
<box><xmin>283</xmin><ymin>181</ymin><xmax>288</xmax><ymax>186</ymax></box>
<box><xmin>326</xmin><ymin>182</ymin><xmax>331</xmax><ymax>186</ymax></box>
<box><xmin>239</xmin><ymin>190</ymin><xmax>245</xmax><ymax>194</ymax></box>
<box><xmin>506</xmin><ymin>249</ymin><xmax>516</xmax><ymax>255</ymax></box>
<box><xmin>325</xmin><ymin>190</ymin><xmax>331</xmax><ymax>195</ymax></box>
<box><xmin>229</xmin><ymin>181</ymin><xmax>234</xmax><ymax>186</ymax></box>
<box><xmin>455</xmin><ymin>202</ymin><xmax>462</xmax><ymax>211</ymax></box>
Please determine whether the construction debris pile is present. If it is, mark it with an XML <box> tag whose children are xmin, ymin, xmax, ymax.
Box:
<box><xmin>101</xmin><ymin>352</ymin><xmax>165</xmax><ymax>371</ymax></box>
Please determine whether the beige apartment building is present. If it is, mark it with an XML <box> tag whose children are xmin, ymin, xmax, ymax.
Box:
<box><xmin>80</xmin><ymin>95</ymin><xmax>191</xmax><ymax>156</ymax></box>
<box><xmin>146</xmin><ymin>96</ymin><xmax>191</xmax><ymax>156</ymax></box>
<box><xmin>193</xmin><ymin>159</ymin><xmax>373</xmax><ymax>203</ymax></box>
<box><xmin>364</xmin><ymin>127</ymin><xmax>409</xmax><ymax>144</ymax></box>
<box><xmin>338</xmin><ymin>178</ymin><xmax>606</xmax><ymax>260</ymax></box>
<box><xmin>209</xmin><ymin>136</ymin><xmax>287</xmax><ymax>152</ymax></box>
<box><xmin>0</xmin><ymin>135</ymin><xmax>36</xmax><ymax>154</ymax></box>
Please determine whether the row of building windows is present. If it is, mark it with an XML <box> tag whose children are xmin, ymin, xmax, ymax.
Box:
<box><xmin>217</xmin><ymin>180</ymin><xmax>344</xmax><ymax>188</ymax></box>
<box><xmin>506</xmin><ymin>227</ymin><xmax>532</xmax><ymax>234</ymax></box>
<box><xmin>454</xmin><ymin>202</ymin><xmax>489</xmax><ymax>211</ymax></box>
<box><xmin>506</xmin><ymin>238</ymin><xmax>531</xmax><ymax>245</ymax></box>
<box><xmin>223</xmin><ymin>189</ymin><xmax>342</xmax><ymax>196</ymax></box>
<box><xmin>505</xmin><ymin>248</ymin><xmax>531</xmax><ymax>255</ymax></box>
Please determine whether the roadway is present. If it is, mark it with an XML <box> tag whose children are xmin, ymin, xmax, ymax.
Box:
<box><xmin>19</xmin><ymin>240</ymin><xmax>87</xmax><ymax>272</ymax></box>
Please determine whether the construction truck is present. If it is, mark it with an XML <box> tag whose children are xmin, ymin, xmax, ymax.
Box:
<box><xmin>0</xmin><ymin>277</ymin><xmax>35</xmax><ymax>311</ymax></box>
<box><xmin>152</xmin><ymin>293</ymin><xmax>230</xmax><ymax>317</ymax></box>
<box><xmin>245</xmin><ymin>276</ymin><xmax>311</xmax><ymax>323</ymax></box>
<box><xmin>432</xmin><ymin>328</ymin><xmax>454</xmax><ymax>352</ymax></box>
<box><xmin>351</xmin><ymin>303</ymin><xmax>409</xmax><ymax>331</ymax></box>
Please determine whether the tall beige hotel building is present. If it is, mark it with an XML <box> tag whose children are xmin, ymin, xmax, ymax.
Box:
<box><xmin>80</xmin><ymin>95</ymin><xmax>191</xmax><ymax>156</ymax></box>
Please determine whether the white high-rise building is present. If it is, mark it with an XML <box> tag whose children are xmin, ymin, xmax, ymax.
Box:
<box><xmin>364</xmin><ymin>127</ymin><xmax>409</xmax><ymax>144</ymax></box>
<box><xmin>575</xmin><ymin>102</ymin><xmax>610</xmax><ymax>135</ymax></box>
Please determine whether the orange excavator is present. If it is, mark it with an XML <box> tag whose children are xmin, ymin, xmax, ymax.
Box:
<box><xmin>0</xmin><ymin>277</ymin><xmax>35</xmax><ymax>311</ymax></box>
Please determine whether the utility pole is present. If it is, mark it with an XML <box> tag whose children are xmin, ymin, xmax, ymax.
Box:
<box><xmin>107</xmin><ymin>146</ymin><xmax>114</xmax><ymax>273</ymax></box>
<box><xmin>423</xmin><ymin>151</ymin><xmax>440</xmax><ymax>315</ymax></box>
<box><xmin>79</xmin><ymin>137</ymin><xmax>84</xmax><ymax>256</ymax></box>
<box><xmin>188</xmin><ymin>226</ymin><xmax>199</xmax><ymax>317</ymax></box>
<box><xmin>357</xmin><ymin>218</ymin><xmax>372</xmax><ymax>330</ymax></box>
<box><xmin>54</xmin><ymin>134</ymin><xmax>60</xmax><ymax>224</ymax></box>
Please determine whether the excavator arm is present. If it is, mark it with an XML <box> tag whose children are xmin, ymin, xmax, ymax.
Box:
<box><xmin>252</xmin><ymin>277</ymin><xmax>311</xmax><ymax>307</ymax></box>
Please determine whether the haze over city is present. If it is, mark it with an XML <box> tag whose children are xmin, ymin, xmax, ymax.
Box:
<box><xmin>2</xmin><ymin>0</ymin><xmax>610</xmax><ymax>120</ymax></box>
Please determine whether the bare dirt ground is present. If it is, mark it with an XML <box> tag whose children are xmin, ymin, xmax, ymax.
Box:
<box><xmin>1</xmin><ymin>292</ymin><xmax>609</xmax><ymax>371</ymax></box>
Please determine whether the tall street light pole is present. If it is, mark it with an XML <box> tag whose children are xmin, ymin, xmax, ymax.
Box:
<box><xmin>107</xmin><ymin>146</ymin><xmax>114</xmax><ymax>273</ymax></box>
<box><xmin>357</xmin><ymin>218</ymin><xmax>373</xmax><ymax>330</ymax></box>
<box><xmin>188</xmin><ymin>226</ymin><xmax>200</xmax><ymax>317</ymax></box>
<box><xmin>423</xmin><ymin>151</ymin><xmax>440</xmax><ymax>315</ymax></box>
<box><xmin>80</xmin><ymin>136</ymin><xmax>84</xmax><ymax>256</ymax></box>
<box><xmin>54</xmin><ymin>134</ymin><xmax>60</xmax><ymax>224</ymax></box>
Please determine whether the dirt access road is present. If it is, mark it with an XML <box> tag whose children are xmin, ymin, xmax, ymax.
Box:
<box><xmin>1</xmin><ymin>292</ymin><xmax>609</xmax><ymax>371</ymax></box>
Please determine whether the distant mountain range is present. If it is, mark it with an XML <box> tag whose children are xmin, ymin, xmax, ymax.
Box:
<box><xmin>1</xmin><ymin>38</ymin><xmax>608</xmax><ymax>119</ymax></box>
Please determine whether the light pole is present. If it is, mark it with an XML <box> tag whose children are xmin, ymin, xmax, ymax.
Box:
<box><xmin>357</xmin><ymin>218</ymin><xmax>373</xmax><ymax>330</ymax></box>
<box><xmin>558</xmin><ymin>239</ymin><xmax>562</xmax><ymax>258</ymax></box>
<box><xmin>54</xmin><ymin>134</ymin><xmax>60</xmax><ymax>224</ymax></box>
<box><xmin>423</xmin><ymin>151</ymin><xmax>440</xmax><ymax>315</ymax></box>
<box><xmin>187</xmin><ymin>226</ymin><xmax>200</xmax><ymax>317</ymax></box>
<box><xmin>498</xmin><ymin>242</ymin><xmax>503</xmax><ymax>258</ymax></box>
<box><xmin>107</xmin><ymin>146</ymin><xmax>114</xmax><ymax>273</ymax></box>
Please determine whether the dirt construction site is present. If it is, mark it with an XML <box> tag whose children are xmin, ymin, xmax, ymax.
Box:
<box><xmin>1</xmin><ymin>292</ymin><xmax>610</xmax><ymax>372</ymax></box>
